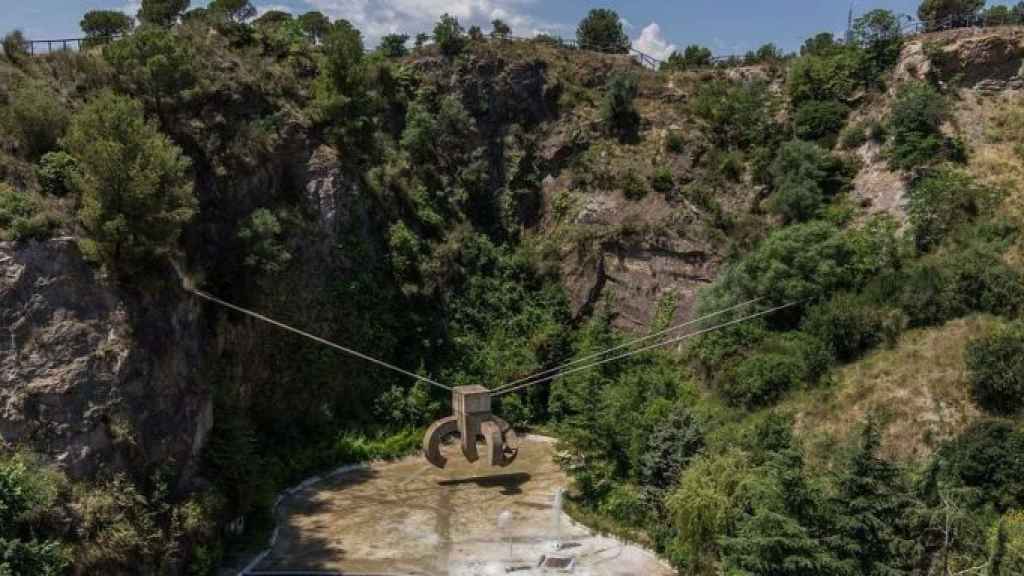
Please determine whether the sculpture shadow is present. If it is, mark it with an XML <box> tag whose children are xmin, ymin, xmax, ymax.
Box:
<box><xmin>437</xmin><ymin>472</ymin><xmax>532</xmax><ymax>495</ymax></box>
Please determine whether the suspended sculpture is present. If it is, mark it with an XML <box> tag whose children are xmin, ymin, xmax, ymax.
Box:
<box><xmin>423</xmin><ymin>386</ymin><xmax>519</xmax><ymax>468</ymax></box>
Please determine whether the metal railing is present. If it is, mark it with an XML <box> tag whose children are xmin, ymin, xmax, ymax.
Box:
<box><xmin>17</xmin><ymin>34</ymin><xmax>121</xmax><ymax>56</ymax></box>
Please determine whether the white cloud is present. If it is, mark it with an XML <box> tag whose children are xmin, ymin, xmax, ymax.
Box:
<box><xmin>632</xmin><ymin>22</ymin><xmax>676</xmax><ymax>61</ymax></box>
<box><xmin>303</xmin><ymin>0</ymin><xmax>565</xmax><ymax>45</ymax></box>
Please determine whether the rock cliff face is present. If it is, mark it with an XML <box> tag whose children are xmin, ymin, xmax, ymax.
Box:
<box><xmin>897</xmin><ymin>27</ymin><xmax>1024</xmax><ymax>90</ymax></box>
<box><xmin>0</xmin><ymin>239</ymin><xmax>211</xmax><ymax>482</ymax></box>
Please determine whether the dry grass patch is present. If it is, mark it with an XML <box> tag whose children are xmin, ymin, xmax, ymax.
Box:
<box><xmin>792</xmin><ymin>315</ymin><xmax>997</xmax><ymax>465</ymax></box>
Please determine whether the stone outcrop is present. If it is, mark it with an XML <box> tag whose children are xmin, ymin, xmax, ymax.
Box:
<box><xmin>897</xmin><ymin>28</ymin><xmax>1024</xmax><ymax>90</ymax></box>
<box><xmin>0</xmin><ymin>239</ymin><xmax>211</xmax><ymax>482</ymax></box>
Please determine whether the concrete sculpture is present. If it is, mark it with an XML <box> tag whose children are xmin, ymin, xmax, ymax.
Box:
<box><xmin>423</xmin><ymin>385</ymin><xmax>519</xmax><ymax>468</ymax></box>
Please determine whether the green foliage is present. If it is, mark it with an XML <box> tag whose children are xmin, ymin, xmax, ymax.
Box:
<box><xmin>651</xmin><ymin>167</ymin><xmax>674</xmax><ymax>194</ymax></box>
<box><xmin>35</xmin><ymin>152</ymin><xmax>78</xmax><ymax>197</ymax></box>
<box><xmin>851</xmin><ymin>9</ymin><xmax>904</xmax><ymax>78</ymax></box>
<box><xmin>787</xmin><ymin>47</ymin><xmax>866</xmax><ymax>107</ymax></box>
<box><xmin>138</xmin><ymin>0</ymin><xmax>190</xmax><ymax>26</ymax></box>
<box><xmin>64</xmin><ymin>91</ymin><xmax>196</xmax><ymax>271</ymax></box>
<box><xmin>491</xmin><ymin>19</ymin><xmax>511</xmax><ymax>37</ymax></box>
<box><xmin>990</xmin><ymin>510</ymin><xmax>1024</xmax><ymax>576</ymax></box>
<box><xmin>888</xmin><ymin>82</ymin><xmax>963</xmax><ymax>170</ymax></box>
<box><xmin>207</xmin><ymin>0</ymin><xmax>255</xmax><ymax>23</ymax></box>
<box><xmin>253</xmin><ymin>10</ymin><xmax>292</xmax><ymax>28</ymax></box>
<box><xmin>601</xmin><ymin>73</ymin><xmax>640</xmax><ymax>143</ymax></box>
<box><xmin>691</xmin><ymin>79</ymin><xmax>777</xmax><ymax>150</ymax></box>
<box><xmin>722</xmin><ymin>332</ymin><xmax>831</xmax><ymax>408</ymax></box>
<box><xmin>576</xmin><ymin>9</ymin><xmax>629</xmax><ymax>53</ymax></box>
<box><xmin>663</xmin><ymin>45</ymin><xmax>713</xmax><ymax>71</ymax></box>
<box><xmin>802</xmin><ymin>293</ymin><xmax>905</xmax><ymax>362</ymax></box>
<box><xmin>767</xmin><ymin>140</ymin><xmax>856</xmax><ymax>223</ymax></box>
<box><xmin>622</xmin><ymin>170</ymin><xmax>647</xmax><ymax>200</ymax></box>
<box><xmin>665</xmin><ymin>131</ymin><xmax>685</xmax><ymax>154</ymax></box>
<box><xmin>800</xmin><ymin>32</ymin><xmax>840</xmax><ymax>56</ymax></box>
<box><xmin>433</xmin><ymin>13</ymin><xmax>466</xmax><ymax>58</ymax></box>
<box><xmin>639</xmin><ymin>406</ymin><xmax>704</xmax><ymax>488</ymax></box>
<box><xmin>379</xmin><ymin>33</ymin><xmax>409</xmax><ymax>57</ymax></box>
<box><xmin>1</xmin><ymin>81</ymin><xmax>69</xmax><ymax>160</ymax></box>
<box><xmin>830</xmin><ymin>420</ymin><xmax>917</xmax><ymax>575</ymax></box>
<box><xmin>966</xmin><ymin>321</ymin><xmax>1024</xmax><ymax>416</ymax></box>
<box><xmin>238</xmin><ymin>209</ymin><xmax>292</xmax><ymax>275</ymax></box>
<box><xmin>80</xmin><ymin>10</ymin><xmax>133</xmax><ymax>44</ymax></box>
<box><xmin>103</xmin><ymin>25</ymin><xmax>196</xmax><ymax>121</ymax></box>
<box><xmin>839</xmin><ymin>119</ymin><xmax>883</xmax><ymax>149</ymax></box>
<box><xmin>793</xmin><ymin>99</ymin><xmax>850</xmax><ymax>143</ymax></box>
<box><xmin>2</xmin><ymin>30</ymin><xmax>28</xmax><ymax>62</ymax></box>
<box><xmin>0</xmin><ymin>454</ymin><xmax>69</xmax><ymax>576</ymax></box>
<box><xmin>932</xmin><ymin>420</ymin><xmax>1024</xmax><ymax>512</ymax></box>
<box><xmin>907</xmin><ymin>167</ymin><xmax>997</xmax><ymax>252</ymax></box>
<box><xmin>298</xmin><ymin>11</ymin><xmax>331</xmax><ymax>43</ymax></box>
<box><xmin>918</xmin><ymin>0</ymin><xmax>985</xmax><ymax>30</ymax></box>
<box><xmin>0</xmin><ymin>184</ymin><xmax>58</xmax><ymax>241</ymax></box>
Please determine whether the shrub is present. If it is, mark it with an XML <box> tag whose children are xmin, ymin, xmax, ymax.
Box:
<box><xmin>769</xmin><ymin>178</ymin><xmax>825</xmax><ymax>224</ymax></box>
<box><xmin>651</xmin><ymin>167</ymin><xmax>674</xmax><ymax>194</ymax></box>
<box><xmin>434</xmin><ymin>13</ymin><xmax>466</xmax><ymax>58</ymax></box>
<box><xmin>907</xmin><ymin>167</ymin><xmax>996</xmax><ymax>252</ymax></box>
<box><xmin>966</xmin><ymin>321</ymin><xmax>1024</xmax><ymax>416</ymax></box>
<box><xmin>990</xmin><ymin>510</ymin><xmax>1024</xmax><ymax>576</ymax></box>
<box><xmin>238</xmin><ymin>209</ymin><xmax>292</xmax><ymax>275</ymax></box>
<box><xmin>2</xmin><ymin>30</ymin><xmax>28</xmax><ymax>61</ymax></box>
<box><xmin>725</xmin><ymin>352</ymin><xmax>806</xmax><ymax>409</ymax></box>
<box><xmin>918</xmin><ymin>0</ymin><xmax>985</xmax><ymax>31</ymax></box>
<box><xmin>793</xmin><ymin>100</ymin><xmax>850</xmax><ymax>143</ymax></box>
<box><xmin>802</xmin><ymin>293</ymin><xmax>906</xmax><ymax>362</ymax></box>
<box><xmin>379</xmin><ymin>33</ymin><xmax>409</xmax><ymax>57</ymax></box>
<box><xmin>601</xmin><ymin>73</ymin><xmax>641</xmax><ymax>142</ymax></box>
<box><xmin>80</xmin><ymin>10</ymin><xmax>133</xmax><ymax>46</ymax></box>
<box><xmin>839</xmin><ymin>122</ymin><xmax>868</xmax><ymax>149</ymax></box>
<box><xmin>933</xmin><ymin>420</ymin><xmax>1024</xmax><ymax>511</ymax></box>
<box><xmin>64</xmin><ymin>92</ymin><xmax>196</xmax><ymax>271</ymax></box>
<box><xmin>103</xmin><ymin>25</ymin><xmax>197</xmax><ymax>121</ymax></box>
<box><xmin>35</xmin><ymin>152</ymin><xmax>79</xmax><ymax>197</ymax></box>
<box><xmin>664</xmin><ymin>45</ymin><xmax>713</xmax><ymax>71</ymax></box>
<box><xmin>767</xmin><ymin>140</ymin><xmax>856</xmax><ymax>223</ymax></box>
<box><xmin>599</xmin><ymin>484</ymin><xmax>649</xmax><ymax>528</ymax></box>
<box><xmin>491</xmin><ymin>19</ymin><xmax>511</xmax><ymax>38</ymax></box>
<box><xmin>888</xmin><ymin>82</ymin><xmax>961</xmax><ymax>170</ymax></box>
<box><xmin>0</xmin><ymin>184</ymin><xmax>58</xmax><ymax>241</ymax></box>
<box><xmin>576</xmin><ymin>9</ymin><xmax>629</xmax><ymax>53</ymax></box>
<box><xmin>851</xmin><ymin>9</ymin><xmax>904</xmax><ymax>78</ymax></box>
<box><xmin>2</xmin><ymin>81</ymin><xmax>69</xmax><ymax>160</ymax></box>
<box><xmin>138</xmin><ymin>0</ymin><xmax>190</xmax><ymax>26</ymax></box>
<box><xmin>787</xmin><ymin>47</ymin><xmax>867</xmax><ymax>107</ymax></box>
<box><xmin>622</xmin><ymin>170</ymin><xmax>647</xmax><ymax>200</ymax></box>
<box><xmin>666</xmin><ymin>131</ymin><xmax>685</xmax><ymax>154</ymax></box>
<box><xmin>691</xmin><ymin>80</ymin><xmax>777</xmax><ymax>150</ymax></box>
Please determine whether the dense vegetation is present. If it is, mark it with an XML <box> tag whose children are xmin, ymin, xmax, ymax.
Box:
<box><xmin>1</xmin><ymin>1</ymin><xmax>1023</xmax><ymax>575</ymax></box>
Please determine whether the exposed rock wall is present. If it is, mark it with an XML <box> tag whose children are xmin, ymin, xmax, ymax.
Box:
<box><xmin>0</xmin><ymin>239</ymin><xmax>211</xmax><ymax>482</ymax></box>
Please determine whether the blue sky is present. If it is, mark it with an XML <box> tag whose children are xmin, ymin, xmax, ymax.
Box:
<box><xmin>2</xmin><ymin>1</ymin><xmax>1018</xmax><ymax>56</ymax></box>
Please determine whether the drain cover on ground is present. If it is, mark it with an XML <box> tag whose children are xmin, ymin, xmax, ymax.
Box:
<box><xmin>538</xmin><ymin>554</ymin><xmax>576</xmax><ymax>572</ymax></box>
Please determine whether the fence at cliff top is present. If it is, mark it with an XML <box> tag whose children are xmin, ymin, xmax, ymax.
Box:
<box><xmin>12</xmin><ymin>35</ymin><xmax>122</xmax><ymax>56</ymax></box>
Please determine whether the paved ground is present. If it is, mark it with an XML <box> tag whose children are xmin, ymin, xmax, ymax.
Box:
<box><xmin>255</xmin><ymin>437</ymin><xmax>674</xmax><ymax>576</ymax></box>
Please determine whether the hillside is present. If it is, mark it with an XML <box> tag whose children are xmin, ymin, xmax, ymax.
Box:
<box><xmin>1</xmin><ymin>6</ymin><xmax>1024</xmax><ymax>576</ymax></box>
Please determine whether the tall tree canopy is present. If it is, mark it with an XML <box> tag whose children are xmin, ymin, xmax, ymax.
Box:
<box><xmin>576</xmin><ymin>9</ymin><xmax>630</xmax><ymax>53</ymax></box>
<box><xmin>138</xmin><ymin>0</ymin><xmax>189</xmax><ymax>26</ymax></box>
<box><xmin>918</xmin><ymin>0</ymin><xmax>985</xmax><ymax>29</ymax></box>
<box><xmin>298</xmin><ymin>11</ymin><xmax>330</xmax><ymax>43</ymax></box>
<box><xmin>80</xmin><ymin>10</ymin><xmax>132</xmax><ymax>40</ymax></box>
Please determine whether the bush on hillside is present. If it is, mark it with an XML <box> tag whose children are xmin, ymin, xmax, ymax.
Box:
<box><xmin>966</xmin><ymin>321</ymin><xmax>1024</xmax><ymax>416</ymax></box>
<box><xmin>721</xmin><ymin>332</ymin><xmax>832</xmax><ymax>408</ymax></box>
<box><xmin>64</xmin><ymin>92</ymin><xmax>196</xmax><ymax>271</ymax></box>
<box><xmin>238</xmin><ymin>209</ymin><xmax>292</xmax><ymax>275</ymax></box>
<box><xmin>888</xmin><ymin>82</ymin><xmax>964</xmax><ymax>170</ymax></box>
<box><xmin>651</xmin><ymin>167</ymin><xmax>674</xmax><ymax>194</ymax></box>
<box><xmin>103</xmin><ymin>25</ymin><xmax>197</xmax><ymax>122</ymax></box>
<box><xmin>36</xmin><ymin>152</ymin><xmax>79</xmax><ymax>197</ymax></box>
<box><xmin>576</xmin><ymin>9</ymin><xmax>629</xmax><ymax>53</ymax></box>
<box><xmin>907</xmin><ymin>167</ymin><xmax>998</xmax><ymax>252</ymax></box>
<box><xmin>434</xmin><ymin>13</ymin><xmax>466</xmax><ymax>58</ymax></box>
<box><xmin>990</xmin><ymin>510</ymin><xmax>1024</xmax><ymax>576</ymax></box>
<box><xmin>691</xmin><ymin>79</ymin><xmax>777</xmax><ymax>150</ymax></box>
<box><xmin>379</xmin><ymin>33</ymin><xmax>409</xmax><ymax>57</ymax></box>
<box><xmin>2</xmin><ymin>82</ymin><xmax>69</xmax><ymax>160</ymax></box>
<box><xmin>787</xmin><ymin>47</ymin><xmax>866</xmax><ymax>107</ymax></box>
<box><xmin>663</xmin><ymin>45</ymin><xmax>713</xmax><ymax>71</ymax></box>
<box><xmin>933</xmin><ymin>420</ymin><xmax>1024</xmax><ymax>511</ymax></box>
<box><xmin>802</xmin><ymin>293</ymin><xmax>906</xmax><ymax>362</ymax></box>
<box><xmin>601</xmin><ymin>73</ymin><xmax>641</xmax><ymax>143</ymax></box>
<box><xmin>0</xmin><ymin>184</ymin><xmax>59</xmax><ymax>241</ymax></box>
<box><xmin>794</xmin><ymin>100</ymin><xmax>851</xmax><ymax>143</ymax></box>
<box><xmin>767</xmin><ymin>140</ymin><xmax>856</xmax><ymax>223</ymax></box>
<box><xmin>2</xmin><ymin>30</ymin><xmax>29</xmax><ymax>61</ymax></box>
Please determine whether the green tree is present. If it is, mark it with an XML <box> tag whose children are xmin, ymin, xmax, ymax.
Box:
<box><xmin>801</xmin><ymin>32</ymin><xmax>839</xmax><ymax>56</ymax></box>
<box><xmin>638</xmin><ymin>407</ymin><xmax>704</xmax><ymax>488</ymax></box>
<box><xmin>138</xmin><ymin>0</ymin><xmax>190</xmax><ymax>26</ymax></box>
<box><xmin>691</xmin><ymin>79</ymin><xmax>777</xmax><ymax>150</ymax></box>
<box><xmin>918</xmin><ymin>0</ymin><xmax>985</xmax><ymax>30</ymax></box>
<box><xmin>664</xmin><ymin>45</ymin><xmax>713</xmax><ymax>71</ymax></box>
<box><xmin>966</xmin><ymin>321</ymin><xmax>1024</xmax><ymax>416</ymax></box>
<box><xmin>768</xmin><ymin>140</ymin><xmax>854</xmax><ymax>223</ymax></box>
<box><xmin>1</xmin><ymin>80</ymin><xmax>69</xmax><ymax>160</ymax></box>
<box><xmin>888</xmin><ymin>82</ymin><xmax>959</xmax><ymax>170</ymax></box>
<box><xmin>35</xmin><ymin>152</ymin><xmax>79</xmax><ymax>197</ymax></box>
<box><xmin>576</xmin><ymin>9</ymin><xmax>629</xmax><ymax>53</ymax></box>
<box><xmin>787</xmin><ymin>47</ymin><xmax>867</xmax><ymax>106</ymax></box>
<box><xmin>982</xmin><ymin>4</ymin><xmax>1014</xmax><ymax>26</ymax></box>
<box><xmin>298</xmin><ymin>11</ymin><xmax>330</xmax><ymax>43</ymax></box>
<box><xmin>253</xmin><ymin>10</ymin><xmax>292</xmax><ymax>28</ymax></box>
<box><xmin>379</xmin><ymin>33</ymin><xmax>409</xmax><ymax>57</ymax></box>
<box><xmin>80</xmin><ymin>10</ymin><xmax>133</xmax><ymax>45</ymax></box>
<box><xmin>601</xmin><ymin>73</ymin><xmax>641</xmax><ymax>143</ymax></box>
<box><xmin>990</xmin><ymin>510</ymin><xmax>1024</xmax><ymax>575</ymax></box>
<box><xmin>830</xmin><ymin>420</ymin><xmax>917</xmax><ymax>576</ymax></box>
<box><xmin>2</xmin><ymin>30</ymin><xmax>29</xmax><ymax>62</ymax></box>
<box><xmin>907</xmin><ymin>167</ymin><xmax>993</xmax><ymax>251</ymax></box>
<box><xmin>103</xmin><ymin>25</ymin><xmax>196</xmax><ymax>126</ymax></box>
<box><xmin>434</xmin><ymin>13</ymin><xmax>466</xmax><ymax>58</ymax></box>
<box><xmin>852</xmin><ymin>9</ymin><xmax>903</xmax><ymax>79</ymax></box>
<box><xmin>238</xmin><ymin>209</ymin><xmax>291</xmax><ymax>274</ymax></box>
<box><xmin>208</xmin><ymin>0</ymin><xmax>256</xmax><ymax>23</ymax></box>
<box><xmin>64</xmin><ymin>92</ymin><xmax>196</xmax><ymax>271</ymax></box>
<box><xmin>793</xmin><ymin>99</ymin><xmax>851</xmax><ymax>143</ymax></box>
<box><xmin>491</xmin><ymin>18</ymin><xmax>511</xmax><ymax>37</ymax></box>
